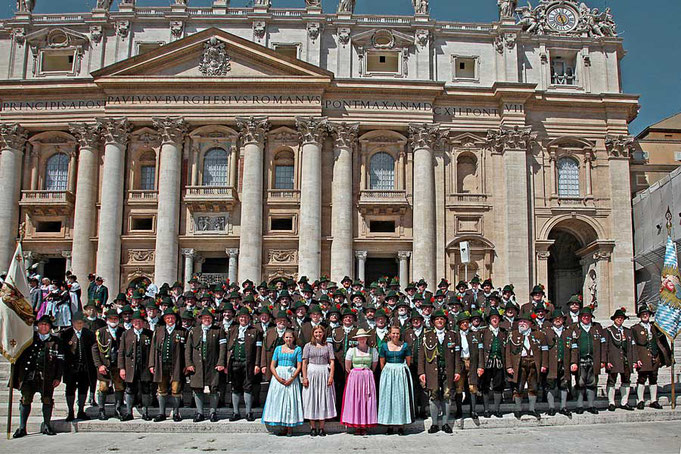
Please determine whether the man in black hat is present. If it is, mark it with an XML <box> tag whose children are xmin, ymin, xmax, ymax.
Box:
<box><xmin>463</xmin><ymin>276</ymin><xmax>484</xmax><ymax>311</ymax></box>
<box><xmin>403</xmin><ymin>312</ymin><xmax>428</xmax><ymax>418</ymax></box>
<box><xmin>150</xmin><ymin>308</ymin><xmax>187</xmax><ymax>422</ymax></box>
<box><xmin>521</xmin><ymin>285</ymin><xmax>555</xmax><ymax>316</ymax></box>
<box><xmin>226</xmin><ymin>307</ymin><xmax>262</xmax><ymax>421</ymax></box>
<box><xmin>543</xmin><ymin>309</ymin><xmax>572</xmax><ymax>416</ymax></box>
<box><xmin>12</xmin><ymin>315</ymin><xmax>64</xmax><ymax>438</ymax></box>
<box><xmin>61</xmin><ymin>311</ymin><xmax>95</xmax><ymax>421</ymax></box>
<box><xmin>480</xmin><ymin>307</ymin><xmax>507</xmax><ymax>418</ymax></box>
<box><xmin>632</xmin><ymin>305</ymin><xmax>672</xmax><ymax>409</ymax></box>
<box><xmin>605</xmin><ymin>308</ymin><xmax>634</xmax><ymax>411</ymax></box>
<box><xmin>569</xmin><ymin>306</ymin><xmax>605</xmax><ymax>414</ymax></box>
<box><xmin>92</xmin><ymin>276</ymin><xmax>108</xmax><ymax>307</ymax></box>
<box><xmin>92</xmin><ymin>309</ymin><xmax>126</xmax><ymax>420</ymax></box>
<box><xmin>453</xmin><ymin>312</ymin><xmax>482</xmax><ymax>421</ymax></box>
<box><xmin>118</xmin><ymin>310</ymin><xmax>154</xmax><ymax>421</ymax></box>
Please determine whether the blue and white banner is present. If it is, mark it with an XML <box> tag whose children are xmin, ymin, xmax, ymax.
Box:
<box><xmin>656</xmin><ymin>235</ymin><xmax>681</xmax><ymax>339</ymax></box>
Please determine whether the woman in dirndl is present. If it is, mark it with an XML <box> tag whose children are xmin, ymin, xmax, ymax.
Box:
<box><xmin>261</xmin><ymin>329</ymin><xmax>304</xmax><ymax>435</ymax></box>
<box><xmin>302</xmin><ymin>325</ymin><xmax>336</xmax><ymax>436</ymax></box>
<box><xmin>378</xmin><ymin>326</ymin><xmax>414</xmax><ymax>434</ymax></box>
<box><xmin>341</xmin><ymin>329</ymin><xmax>378</xmax><ymax>435</ymax></box>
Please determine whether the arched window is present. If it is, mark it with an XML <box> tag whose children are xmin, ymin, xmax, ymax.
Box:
<box><xmin>456</xmin><ymin>155</ymin><xmax>478</xmax><ymax>193</ymax></box>
<box><xmin>369</xmin><ymin>152</ymin><xmax>395</xmax><ymax>190</ymax></box>
<box><xmin>557</xmin><ymin>157</ymin><xmax>580</xmax><ymax>197</ymax></box>
<box><xmin>45</xmin><ymin>153</ymin><xmax>69</xmax><ymax>191</ymax></box>
<box><xmin>202</xmin><ymin>148</ymin><xmax>228</xmax><ymax>186</ymax></box>
<box><xmin>273</xmin><ymin>150</ymin><xmax>295</xmax><ymax>190</ymax></box>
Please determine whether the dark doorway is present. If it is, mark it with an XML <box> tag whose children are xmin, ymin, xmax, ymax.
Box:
<box><xmin>364</xmin><ymin>257</ymin><xmax>398</xmax><ymax>285</ymax></box>
<box><xmin>43</xmin><ymin>257</ymin><xmax>66</xmax><ymax>283</ymax></box>
<box><xmin>548</xmin><ymin>230</ymin><xmax>583</xmax><ymax>311</ymax></box>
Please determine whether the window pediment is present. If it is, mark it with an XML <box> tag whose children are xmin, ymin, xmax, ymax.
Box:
<box><xmin>351</xmin><ymin>29</ymin><xmax>414</xmax><ymax>49</ymax></box>
<box><xmin>25</xmin><ymin>27</ymin><xmax>89</xmax><ymax>50</ymax></box>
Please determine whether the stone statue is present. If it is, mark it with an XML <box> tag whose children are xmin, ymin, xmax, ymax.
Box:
<box><xmin>306</xmin><ymin>0</ymin><xmax>321</xmax><ymax>6</ymax></box>
<box><xmin>498</xmin><ymin>0</ymin><xmax>517</xmax><ymax>19</ymax></box>
<box><xmin>174</xmin><ymin>0</ymin><xmax>188</xmax><ymax>5</ymax></box>
<box><xmin>253</xmin><ymin>0</ymin><xmax>270</xmax><ymax>6</ymax></box>
<box><xmin>412</xmin><ymin>0</ymin><xmax>429</xmax><ymax>14</ymax></box>
<box><xmin>516</xmin><ymin>6</ymin><xmax>539</xmax><ymax>33</ymax></box>
<box><xmin>16</xmin><ymin>0</ymin><xmax>35</xmax><ymax>12</ymax></box>
<box><xmin>337</xmin><ymin>0</ymin><xmax>355</xmax><ymax>13</ymax></box>
<box><xmin>95</xmin><ymin>0</ymin><xmax>113</xmax><ymax>10</ymax></box>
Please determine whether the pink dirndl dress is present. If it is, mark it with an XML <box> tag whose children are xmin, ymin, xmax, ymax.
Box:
<box><xmin>340</xmin><ymin>347</ymin><xmax>378</xmax><ymax>428</ymax></box>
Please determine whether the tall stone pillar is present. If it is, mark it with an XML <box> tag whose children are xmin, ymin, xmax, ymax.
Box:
<box><xmin>69</xmin><ymin>123</ymin><xmax>101</xmax><ymax>282</ymax></box>
<box><xmin>0</xmin><ymin>123</ymin><xmax>27</xmax><ymax>270</ymax></box>
<box><xmin>152</xmin><ymin>117</ymin><xmax>187</xmax><ymax>286</ymax></box>
<box><xmin>236</xmin><ymin>116</ymin><xmax>270</xmax><ymax>284</ymax></box>
<box><xmin>487</xmin><ymin>125</ymin><xmax>536</xmax><ymax>303</ymax></box>
<box><xmin>355</xmin><ymin>250</ymin><xmax>367</xmax><ymax>283</ymax></box>
<box><xmin>296</xmin><ymin>116</ymin><xmax>328</xmax><ymax>280</ymax></box>
<box><xmin>409</xmin><ymin>123</ymin><xmax>440</xmax><ymax>290</ymax></box>
<box><xmin>95</xmin><ymin>117</ymin><xmax>131</xmax><ymax>296</ymax></box>
<box><xmin>62</xmin><ymin>251</ymin><xmax>72</xmax><ymax>273</ymax></box>
<box><xmin>227</xmin><ymin>248</ymin><xmax>239</xmax><ymax>284</ymax></box>
<box><xmin>397</xmin><ymin>251</ymin><xmax>411</xmax><ymax>290</ymax></box>
<box><xmin>181</xmin><ymin>248</ymin><xmax>194</xmax><ymax>291</ymax></box>
<box><xmin>328</xmin><ymin>122</ymin><xmax>358</xmax><ymax>283</ymax></box>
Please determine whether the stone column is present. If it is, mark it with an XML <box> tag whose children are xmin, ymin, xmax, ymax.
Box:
<box><xmin>23</xmin><ymin>251</ymin><xmax>34</xmax><ymax>271</ymax></box>
<box><xmin>67</xmin><ymin>150</ymin><xmax>77</xmax><ymax>193</ymax></box>
<box><xmin>585</xmin><ymin>151</ymin><xmax>593</xmax><ymax>196</ymax></box>
<box><xmin>397</xmin><ymin>251</ymin><xmax>411</xmax><ymax>290</ymax></box>
<box><xmin>181</xmin><ymin>248</ymin><xmax>194</xmax><ymax>291</ymax></box>
<box><xmin>152</xmin><ymin>117</ymin><xmax>187</xmax><ymax>286</ymax></box>
<box><xmin>29</xmin><ymin>150</ymin><xmax>39</xmax><ymax>190</ymax></box>
<box><xmin>95</xmin><ymin>117</ymin><xmax>131</xmax><ymax>295</ymax></box>
<box><xmin>194</xmin><ymin>254</ymin><xmax>205</xmax><ymax>275</ymax></box>
<box><xmin>328</xmin><ymin>122</ymin><xmax>358</xmax><ymax>283</ymax></box>
<box><xmin>355</xmin><ymin>250</ymin><xmax>367</xmax><ymax>283</ymax></box>
<box><xmin>69</xmin><ymin>123</ymin><xmax>101</xmax><ymax>282</ymax></box>
<box><xmin>227</xmin><ymin>248</ymin><xmax>239</xmax><ymax>284</ymax></box>
<box><xmin>487</xmin><ymin>125</ymin><xmax>536</xmax><ymax>303</ymax></box>
<box><xmin>408</xmin><ymin>123</ymin><xmax>440</xmax><ymax>290</ymax></box>
<box><xmin>62</xmin><ymin>251</ymin><xmax>72</xmax><ymax>273</ymax></box>
<box><xmin>296</xmin><ymin>116</ymin><xmax>328</xmax><ymax>280</ymax></box>
<box><xmin>236</xmin><ymin>116</ymin><xmax>270</xmax><ymax>284</ymax></box>
<box><xmin>0</xmin><ymin>124</ymin><xmax>27</xmax><ymax>270</ymax></box>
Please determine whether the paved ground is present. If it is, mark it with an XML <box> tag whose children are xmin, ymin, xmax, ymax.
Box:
<box><xmin>2</xmin><ymin>421</ymin><xmax>680</xmax><ymax>453</ymax></box>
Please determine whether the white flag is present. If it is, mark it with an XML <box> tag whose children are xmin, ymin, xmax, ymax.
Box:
<box><xmin>0</xmin><ymin>243</ymin><xmax>35</xmax><ymax>363</ymax></box>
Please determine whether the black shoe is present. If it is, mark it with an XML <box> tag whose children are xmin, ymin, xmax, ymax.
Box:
<box><xmin>386</xmin><ymin>427</ymin><xmax>394</xmax><ymax>435</ymax></box>
<box><xmin>547</xmin><ymin>408</ymin><xmax>556</xmax><ymax>416</ymax></box>
<box><xmin>587</xmin><ymin>407</ymin><xmax>598</xmax><ymax>414</ymax></box>
<box><xmin>650</xmin><ymin>401</ymin><xmax>663</xmax><ymax>409</ymax></box>
<box><xmin>620</xmin><ymin>404</ymin><xmax>634</xmax><ymax>411</ymax></box>
<box><xmin>142</xmin><ymin>412</ymin><xmax>152</xmax><ymax>421</ymax></box>
<box><xmin>494</xmin><ymin>411</ymin><xmax>503</xmax><ymax>418</ymax></box>
<box><xmin>154</xmin><ymin>414</ymin><xmax>166</xmax><ymax>422</ymax></box>
<box><xmin>40</xmin><ymin>423</ymin><xmax>56</xmax><ymax>436</ymax></box>
<box><xmin>428</xmin><ymin>425</ymin><xmax>439</xmax><ymax>434</ymax></box>
<box><xmin>121</xmin><ymin>413</ymin><xmax>134</xmax><ymax>422</ymax></box>
<box><xmin>310</xmin><ymin>428</ymin><xmax>317</xmax><ymax>437</ymax></box>
<box><xmin>173</xmin><ymin>413</ymin><xmax>182</xmax><ymax>422</ymax></box>
<box><xmin>98</xmin><ymin>410</ymin><xmax>108</xmax><ymax>421</ymax></box>
<box><xmin>229</xmin><ymin>413</ymin><xmax>241</xmax><ymax>422</ymax></box>
<box><xmin>513</xmin><ymin>411</ymin><xmax>522</xmax><ymax>419</ymax></box>
<box><xmin>483</xmin><ymin>410</ymin><xmax>491</xmax><ymax>418</ymax></box>
<box><xmin>65</xmin><ymin>410</ymin><xmax>75</xmax><ymax>422</ymax></box>
<box><xmin>246</xmin><ymin>412</ymin><xmax>255</xmax><ymax>422</ymax></box>
<box><xmin>114</xmin><ymin>407</ymin><xmax>123</xmax><ymax>420</ymax></box>
<box><xmin>636</xmin><ymin>401</ymin><xmax>645</xmax><ymax>410</ymax></box>
<box><xmin>318</xmin><ymin>429</ymin><xmax>327</xmax><ymax>436</ymax></box>
<box><xmin>193</xmin><ymin>413</ymin><xmax>205</xmax><ymax>423</ymax></box>
<box><xmin>77</xmin><ymin>411</ymin><xmax>90</xmax><ymax>421</ymax></box>
<box><xmin>210</xmin><ymin>413</ymin><xmax>219</xmax><ymax>422</ymax></box>
<box><xmin>575</xmin><ymin>407</ymin><xmax>584</xmax><ymax>415</ymax></box>
<box><xmin>12</xmin><ymin>428</ymin><xmax>27</xmax><ymax>439</ymax></box>
<box><xmin>442</xmin><ymin>424</ymin><xmax>452</xmax><ymax>434</ymax></box>
<box><xmin>608</xmin><ymin>404</ymin><xmax>616</xmax><ymax>412</ymax></box>
<box><xmin>529</xmin><ymin>410</ymin><xmax>541</xmax><ymax>420</ymax></box>
<box><xmin>471</xmin><ymin>411</ymin><xmax>479</xmax><ymax>420</ymax></box>
<box><xmin>397</xmin><ymin>428</ymin><xmax>405</xmax><ymax>436</ymax></box>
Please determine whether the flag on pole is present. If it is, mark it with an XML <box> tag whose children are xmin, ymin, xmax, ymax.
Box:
<box><xmin>655</xmin><ymin>235</ymin><xmax>681</xmax><ymax>339</ymax></box>
<box><xmin>0</xmin><ymin>243</ymin><xmax>34</xmax><ymax>363</ymax></box>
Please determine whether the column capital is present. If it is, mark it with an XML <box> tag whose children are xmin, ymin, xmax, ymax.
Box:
<box><xmin>236</xmin><ymin>116</ymin><xmax>270</xmax><ymax>145</ymax></box>
<box><xmin>0</xmin><ymin>123</ymin><xmax>27</xmax><ymax>150</ymax></box>
<box><xmin>397</xmin><ymin>250</ymin><xmax>412</xmax><ymax>260</ymax></box>
<box><xmin>226</xmin><ymin>248</ymin><xmax>239</xmax><ymax>258</ymax></box>
<box><xmin>328</xmin><ymin>121</ymin><xmax>359</xmax><ymax>149</ymax></box>
<box><xmin>354</xmin><ymin>250</ymin><xmax>367</xmax><ymax>260</ymax></box>
<box><xmin>296</xmin><ymin>116</ymin><xmax>329</xmax><ymax>145</ymax></box>
<box><xmin>485</xmin><ymin>125</ymin><xmax>536</xmax><ymax>153</ymax></box>
<box><xmin>61</xmin><ymin>250</ymin><xmax>72</xmax><ymax>259</ymax></box>
<box><xmin>97</xmin><ymin>117</ymin><xmax>131</xmax><ymax>146</ymax></box>
<box><xmin>604</xmin><ymin>135</ymin><xmax>635</xmax><ymax>159</ymax></box>
<box><xmin>408</xmin><ymin>123</ymin><xmax>442</xmax><ymax>150</ymax></box>
<box><xmin>152</xmin><ymin>116</ymin><xmax>188</xmax><ymax>145</ymax></box>
<box><xmin>536</xmin><ymin>250</ymin><xmax>550</xmax><ymax>260</ymax></box>
<box><xmin>181</xmin><ymin>248</ymin><xmax>195</xmax><ymax>258</ymax></box>
<box><xmin>69</xmin><ymin>122</ymin><xmax>102</xmax><ymax>149</ymax></box>
<box><xmin>194</xmin><ymin>254</ymin><xmax>205</xmax><ymax>264</ymax></box>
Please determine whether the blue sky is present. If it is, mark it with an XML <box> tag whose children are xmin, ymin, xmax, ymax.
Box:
<box><xmin>1</xmin><ymin>0</ymin><xmax>679</xmax><ymax>135</ymax></box>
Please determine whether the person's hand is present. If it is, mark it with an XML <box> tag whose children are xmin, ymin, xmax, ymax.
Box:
<box><xmin>506</xmin><ymin>368</ymin><xmax>514</xmax><ymax>375</ymax></box>
<box><xmin>215</xmin><ymin>365</ymin><xmax>225</xmax><ymax>372</ymax></box>
<box><xmin>52</xmin><ymin>380</ymin><xmax>60</xmax><ymax>388</ymax></box>
<box><xmin>277</xmin><ymin>377</ymin><xmax>286</xmax><ymax>385</ymax></box>
<box><xmin>477</xmin><ymin>368</ymin><xmax>485</xmax><ymax>377</ymax></box>
<box><xmin>541</xmin><ymin>367</ymin><xmax>547</xmax><ymax>373</ymax></box>
<box><xmin>419</xmin><ymin>374</ymin><xmax>426</xmax><ymax>387</ymax></box>
<box><xmin>327</xmin><ymin>376</ymin><xmax>333</xmax><ymax>387</ymax></box>
<box><xmin>149</xmin><ymin>367</ymin><xmax>155</xmax><ymax>375</ymax></box>
<box><xmin>570</xmin><ymin>364</ymin><xmax>578</xmax><ymax>373</ymax></box>
<box><xmin>254</xmin><ymin>366</ymin><xmax>260</xmax><ymax>375</ymax></box>
<box><xmin>454</xmin><ymin>373</ymin><xmax>461</xmax><ymax>382</ymax></box>
<box><xmin>119</xmin><ymin>369</ymin><xmax>126</xmax><ymax>380</ymax></box>
<box><xmin>98</xmin><ymin>365</ymin><xmax>108</xmax><ymax>375</ymax></box>
<box><xmin>186</xmin><ymin>366</ymin><xmax>195</xmax><ymax>373</ymax></box>
<box><xmin>302</xmin><ymin>377</ymin><xmax>309</xmax><ymax>388</ymax></box>
<box><xmin>285</xmin><ymin>378</ymin><xmax>294</xmax><ymax>387</ymax></box>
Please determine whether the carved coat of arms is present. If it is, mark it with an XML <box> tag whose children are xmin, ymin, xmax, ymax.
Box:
<box><xmin>199</xmin><ymin>37</ymin><xmax>231</xmax><ymax>76</ymax></box>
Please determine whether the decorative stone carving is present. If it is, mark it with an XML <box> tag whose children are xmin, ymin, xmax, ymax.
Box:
<box><xmin>338</xmin><ymin>28</ymin><xmax>351</xmax><ymax>46</ymax></box>
<box><xmin>193</xmin><ymin>214</ymin><xmax>229</xmax><ymax>233</ymax></box>
<box><xmin>226</xmin><ymin>248</ymin><xmax>239</xmax><ymax>258</ymax></box>
<box><xmin>498</xmin><ymin>0</ymin><xmax>517</xmax><ymax>18</ymax></box>
<box><xmin>593</xmin><ymin>250</ymin><xmax>611</xmax><ymax>261</ymax></box>
<box><xmin>170</xmin><ymin>21</ymin><xmax>184</xmax><ymax>39</ymax></box>
<box><xmin>90</xmin><ymin>26</ymin><xmax>103</xmax><ymax>44</ymax></box>
<box><xmin>415</xmin><ymin>29</ymin><xmax>430</xmax><ymax>47</ymax></box>
<box><xmin>95</xmin><ymin>0</ymin><xmax>113</xmax><ymax>10</ymax></box>
<box><xmin>307</xmin><ymin>23</ymin><xmax>321</xmax><ymax>41</ymax></box>
<box><xmin>494</xmin><ymin>33</ymin><xmax>516</xmax><ymax>53</ymax></box>
<box><xmin>133</xmin><ymin>129</ymin><xmax>161</xmax><ymax>148</ymax></box>
<box><xmin>296</xmin><ymin>117</ymin><xmax>329</xmax><ymax>145</ymax></box>
<box><xmin>337</xmin><ymin>0</ymin><xmax>355</xmax><ymax>13</ymax></box>
<box><xmin>116</xmin><ymin>21</ymin><xmax>130</xmax><ymax>38</ymax></box>
<box><xmin>270</xmin><ymin>129</ymin><xmax>299</xmax><ymax>144</ymax></box>
<box><xmin>354</xmin><ymin>250</ymin><xmax>368</xmax><ymax>260</ymax></box>
<box><xmin>268</xmin><ymin>249</ymin><xmax>297</xmax><ymax>264</ymax></box>
<box><xmin>605</xmin><ymin>135</ymin><xmax>635</xmax><ymax>159</ymax></box>
<box><xmin>12</xmin><ymin>28</ymin><xmax>26</xmax><ymax>45</ymax></box>
<box><xmin>152</xmin><ymin>117</ymin><xmax>188</xmax><ymax>144</ymax></box>
<box><xmin>69</xmin><ymin>123</ymin><xmax>101</xmax><ymax>149</ymax></box>
<box><xmin>16</xmin><ymin>0</ymin><xmax>35</xmax><ymax>13</ymax></box>
<box><xmin>174</xmin><ymin>0</ymin><xmax>188</xmax><ymax>5</ymax></box>
<box><xmin>329</xmin><ymin>122</ymin><xmax>359</xmax><ymax>149</ymax></box>
<box><xmin>537</xmin><ymin>250</ymin><xmax>550</xmax><ymax>260</ymax></box>
<box><xmin>412</xmin><ymin>0</ymin><xmax>429</xmax><ymax>15</ymax></box>
<box><xmin>486</xmin><ymin>125</ymin><xmax>537</xmax><ymax>153</ymax></box>
<box><xmin>236</xmin><ymin>116</ymin><xmax>270</xmax><ymax>145</ymax></box>
<box><xmin>128</xmin><ymin>249</ymin><xmax>155</xmax><ymax>263</ymax></box>
<box><xmin>199</xmin><ymin>37</ymin><xmax>231</xmax><ymax>76</ymax></box>
<box><xmin>181</xmin><ymin>248</ymin><xmax>194</xmax><ymax>259</ymax></box>
<box><xmin>408</xmin><ymin>123</ymin><xmax>442</xmax><ymax>150</ymax></box>
<box><xmin>516</xmin><ymin>0</ymin><xmax>617</xmax><ymax>38</ymax></box>
<box><xmin>397</xmin><ymin>251</ymin><xmax>412</xmax><ymax>260</ymax></box>
<box><xmin>254</xmin><ymin>0</ymin><xmax>270</xmax><ymax>5</ymax></box>
<box><xmin>97</xmin><ymin>117</ymin><xmax>131</xmax><ymax>146</ymax></box>
<box><xmin>253</xmin><ymin>21</ymin><xmax>266</xmax><ymax>40</ymax></box>
<box><xmin>305</xmin><ymin>0</ymin><xmax>321</xmax><ymax>6</ymax></box>
<box><xmin>0</xmin><ymin>123</ymin><xmax>27</xmax><ymax>150</ymax></box>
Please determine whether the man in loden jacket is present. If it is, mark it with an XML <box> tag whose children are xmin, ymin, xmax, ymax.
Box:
<box><xmin>118</xmin><ymin>310</ymin><xmax>154</xmax><ymax>421</ymax></box>
<box><xmin>92</xmin><ymin>309</ymin><xmax>125</xmax><ymax>420</ymax></box>
<box><xmin>61</xmin><ymin>311</ymin><xmax>95</xmax><ymax>421</ymax></box>
<box><xmin>604</xmin><ymin>308</ymin><xmax>635</xmax><ymax>411</ymax></box>
<box><xmin>569</xmin><ymin>306</ymin><xmax>606</xmax><ymax>414</ymax></box>
<box><xmin>631</xmin><ymin>305</ymin><xmax>672</xmax><ymax>409</ymax></box>
<box><xmin>226</xmin><ymin>307</ymin><xmax>262</xmax><ymax>422</ymax></box>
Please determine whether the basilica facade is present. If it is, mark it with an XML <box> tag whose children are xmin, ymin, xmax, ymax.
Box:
<box><xmin>0</xmin><ymin>0</ymin><xmax>639</xmax><ymax>314</ymax></box>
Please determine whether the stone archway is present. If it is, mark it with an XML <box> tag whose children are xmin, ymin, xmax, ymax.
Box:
<box><xmin>548</xmin><ymin>230</ymin><xmax>583</xmax><ymax>310</ymax></box>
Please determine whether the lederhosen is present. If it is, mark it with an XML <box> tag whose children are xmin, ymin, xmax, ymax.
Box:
<box><xmin>516</xmin><ymin>334</ymin><xmax>538</xmax><ymax>397</ymax></box>
<box><xmin>575</xmin><ymin>328</ymin><xmax>597</xmax><ymax>390</ymax></box>
<box><xmin>546</xmin><ymin>329</ymin><xmax>570</xmax><ymax>390</ymax></box>
<box><xmin>127</xmin><ymin>332</ymin><xmax>152</xmax><ymax>396</ymax></box>
<box><xmin>481</xmin><ymin>331</ymin><xmax>505</xmax><ymax>393</ymax></box>
<box><xmin>606</xmin><ymin>327</ymin><xmax>631</xmax><ymax>387</ymax></box>
<box><xmin>637</xmin><ymin>326</ymin><xmax>661</xmax><ymax>386</ymax></box>
<box><xmin>230</xmin><ymin>332</ymin><xmax>251</xmax><ymax>394</ymax></box>
<box><xmin>64</xmin><ymin>331</ymin><xmax>92</xmax><ymax>398</ymax></box>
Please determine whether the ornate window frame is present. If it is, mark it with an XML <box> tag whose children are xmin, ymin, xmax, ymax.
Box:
<box><xmin>25</xmin><ymin>28</ymin><xmax>88</xmax><ymax>77</ymax></box>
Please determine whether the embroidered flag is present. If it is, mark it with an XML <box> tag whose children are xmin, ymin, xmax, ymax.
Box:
<box><xmin>0</xmin><ymin>243</ymin><xmax>35</xmax><ymax>363</ymax></box>
<box><xmin>655</xmin><ymin>235</ymin><xmax>681</xmax><ymax>339</ymax></box>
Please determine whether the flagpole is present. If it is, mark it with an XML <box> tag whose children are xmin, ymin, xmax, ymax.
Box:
<box><xmin>6</xmin><ymin>363</ymin><xmax>13</xmax><ymax>440</ymax></box>
<box><xmin>671</xmin><ymin>340</ymin><xmax>676</xmax><ymax>410</ymax></box>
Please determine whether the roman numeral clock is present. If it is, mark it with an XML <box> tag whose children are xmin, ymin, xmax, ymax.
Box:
<box><xmin>546</xmin><ymin>4</ymin><xmax>579</xmax><ymax>32</ymax></box>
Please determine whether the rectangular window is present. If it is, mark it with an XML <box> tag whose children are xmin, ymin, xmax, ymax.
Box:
<box><xmin>271</xmin><ymin>217</ymin><xmax>293</xmax><ymax>231</ymax></box>
<box><xmin>140</xmin><ymin>165</ymin><xmax>155</xmax><ymax>191</ymax></box>
<box><xmin>35</xmin><ymin>221</ymin><xmax>62</xmax><ymax>233</ymax></box>
<box><xmin>550</xmin><ymin>53</ymin><xmax>577</xmax><ymax>85</ymax></box>
<box><xmin>635</xmin><ymin>174</ymin><xmax>649</xmax><ymax>186</ymax></box>
<box><xmin>131</xmin><ymin>217</ymin><xmax>154</xmax><ymax>231</ymax></box>
<box><xmin>41</xmin><ymin>52</ymin><xmax>74</xmax><ymax>73</ymax></box>
<box><xmin>274</xmin><ymin>165</ymin><xmax>295</xmax><ymax>189</ymax></box>
<box><xmin>369</xmin><ymin>220</ymin><xmax>395</xmax><ymax>233</ymax></box>
<box><xmin>137</xmin><ymin>42</ymin><xmax>163</xmax><ymax>55</ymax></box>
<box><xmin>274</xmin><ymin>44</ymin><xmax>299</xmax><ymax>59</ymax></box>
<box><xmin>453</xmin><ymin>57</ymin><xmax>477</xmax><ymax>80</ymax></box>
<box><xmin>366</xmin><ymin>51</ymin><xmax>399</xmax><ymax>73</ymax></box>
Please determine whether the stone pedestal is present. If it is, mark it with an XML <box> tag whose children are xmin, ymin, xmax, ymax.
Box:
<box><xmin>182</xmin><ymin>248</ymin><xmax>195</xmax><ymax>291</ymax></box>
<box><xmin>227</xmin><ymin>248</ymin><xmax>239</xmax><ymax>284</ymax></box>
<box><xmin>398</xmin><ymin>251</ymin><xmax>411</xmax><ymax>290</ymax></box>
<box><xmin>355</xmin><ymin>250</ymin><xmax>367</xmax><ymax>283</ymax></box>
<box><xmin>0</xmin><ymin>123</ymin><xmax>26</xmax><ymax>270</ymax></box>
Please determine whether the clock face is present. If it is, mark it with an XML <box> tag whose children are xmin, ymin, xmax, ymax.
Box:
<box><xmin>547</xmin><ymin>6</ymin><xmax>578</xmax><ymax>32</ymax></box>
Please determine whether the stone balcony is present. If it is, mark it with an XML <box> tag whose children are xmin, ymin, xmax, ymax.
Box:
<box><xmin>127</xmin><ymin>190</ymin><xmax>158</xmax><ymax>206</ymax></box>
<box><xmin>184</xmin><ymin>185</ymin><xmax>238</xmax><ymax>212</ymax></box>
<box><xmin>358</xmin><ymin>189</ymin><xmax>409</xmax><ymax>215</ymax></box>
<box><xmin>267</xmin><ymin>189</ymin><xmax>301</xmax><ymax>206</ymax></box>
<box><xmin>550</xmin><ymin>195</ymin><xmax>597</xmax><ymax>214</ymax></box>
<box><xmin>19</xmin><ymin>190</ymin><xmax>75</xmax><ymax>215</ymax></box>
<box><xmin>446</xmin><ymin>193</ymin><xmax>491</xmax><ymax>210</ymax></box>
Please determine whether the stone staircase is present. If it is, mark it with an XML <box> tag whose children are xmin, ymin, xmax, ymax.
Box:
<box><xmin>1</xmin><ymin>329</ymin><xmax>679</xmax><ymax>435</ymax></box>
